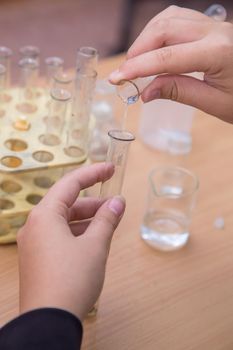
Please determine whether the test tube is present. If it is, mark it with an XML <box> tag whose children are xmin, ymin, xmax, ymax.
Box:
<box><xmin>14</xmin><ymin>58</ymin><xmax>39</xmax><ymax>130</ymax></box>
<box><xmin>116</xmin><ymin>4</ymin><xmax>227</xmax><ymax>105</ymax></box>
<box><xmin>100</xmin><ymin>129</ymin><xmax>135</xmax><ymax>198</ymax></box>
<box><xmin>0</xmin><ymin>64</ymin><xmax>6</xmax><ymax>117</ymax></box>
<box><xmin>76</xmin><ymin>46</ymin><xmax>98</xmax><ymax>72</ymax></box>
<box><xmin>65</xmin><ymin>69</ymin><xmax>97</xmax><ymax>160</ymax></box>
<box><xmin>0</xmin><ymin>46</ymin><xmax>13</xmax><ymax>100</ymax></box>
<box><xmin>40</xmin><ymin>87</ymin><xmax>71</xmax><ymax>146</ymax></box>
<box><xmin>19</xmin><ymin>45</ymin><xmax>40</xmax><ymax>63</ymax></box>
<box><xmin>45</xmin><ymin>56</ymin><xmax>64</xmax><ymax>90</ymax></box>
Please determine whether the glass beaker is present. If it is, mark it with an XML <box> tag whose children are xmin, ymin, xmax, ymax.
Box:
<box><xmin>76</xmin><ymin>46</ymin><xmax>98</xmax><ymax>72</ymax></box>
<box><xmin>140</xmin><ymin>166</ymin><xmax>198</xmax><ymax>251</ymax></box>
<box><xmin>100</xmin><ymin>129</ymin><xmax>135</xmax><ymax>198</ymax></box>
<box><xmin>40</xmin><ymin>88</ymin><xmax>71</xmax><ymax>146</ymax></box>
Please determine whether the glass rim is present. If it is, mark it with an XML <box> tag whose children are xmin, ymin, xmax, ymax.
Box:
<box><xmin>18</xmin><ymin>57</ymin><xmax>39</xmax><ymax>69</ymax></box>
<box><xmin>50</xmin><ymin>87</ymin><xmax>71</xmax><ymax>102</ymax></box>
<box><xmin>78</xmin><ymin>46</ymin><xmax>98</xmax><ymax>58</ymax></box>
<box><xmin>108</xmin><ymin>129</ymin><xmax>135</xmax><ymax>142</ymax></box>
<box><xmin>53</xmin><ymin>71</ymin><xmax>73</xmax><ymax>83</ymax></box>
<box><xmin>19</xmin><ymin>45</ymin><xmax>40</xmax><ymax>56</ymax></box>
<box><xmin>45</xmin><ymin>56</ymin><xmax>64</xmax><ymax>66</ymax></box>
<box><xmin>149</xmin><ymin>166</ymin><xmax>199</xmax><ymax>198</ymax></box>
<box><xmin>0</xmin><ymin>46</ymin><xmax>13</xmax><ymax>57</ymax></box>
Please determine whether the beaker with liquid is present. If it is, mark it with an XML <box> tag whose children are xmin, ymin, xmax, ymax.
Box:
<box><xmin>140</xmin><ymin>166</ymin><xmax>199</xmax><ymax>251</ymax></box>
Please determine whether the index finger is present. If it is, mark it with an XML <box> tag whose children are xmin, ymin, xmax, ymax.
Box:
<box><xmin>39</xmin><ymin>163</ymin><xmax>114</xmax><ymax>211</ymax></box>
<box><xmin>114</xmin><ymin>41</ymin><xmax>210</xmax><ymax>82</ymax></box>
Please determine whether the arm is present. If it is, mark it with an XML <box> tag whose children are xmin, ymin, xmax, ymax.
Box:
<box><xmin>109</xmin><ymin>6</ymin><xmax>233</xmax><ymax>124</ymax></box>
<box><xmin>0</xmin><ymin>309</ymin><xmax>82</xmax><ymax>350</ymax></box>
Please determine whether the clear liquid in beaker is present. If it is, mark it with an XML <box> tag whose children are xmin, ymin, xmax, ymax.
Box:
<box><xmin>140</xmin><ymin>211</ymin><xmax>189</xmax><ymax>251</ymax></box>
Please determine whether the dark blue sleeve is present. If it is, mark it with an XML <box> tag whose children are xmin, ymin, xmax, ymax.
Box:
<box><xmin>0</xmin><ymin>308</ymin><xmax>83</xmax><ymax>350</ymax></box>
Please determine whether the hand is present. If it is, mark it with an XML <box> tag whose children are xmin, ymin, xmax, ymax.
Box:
<box><xmin>109</xmin><ymin>6</ymin><xmax>233</xmax><ymax>124</ymax></box>
<box><xmin>17</xmin><ymin>163</ymin><xmax>125</xmax><ymax>321</ymax></box>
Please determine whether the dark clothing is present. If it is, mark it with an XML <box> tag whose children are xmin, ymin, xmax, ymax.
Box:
<box><xmin>0</xmin><ymin>308</ymin><xmax>83</xmax><ymax>350</ymax></box>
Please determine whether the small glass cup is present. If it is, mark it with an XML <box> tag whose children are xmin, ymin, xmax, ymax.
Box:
<box><xmin>140</xmin><ymin>166</ymin><xmax>198</xmax><ymax>251</ymax></box>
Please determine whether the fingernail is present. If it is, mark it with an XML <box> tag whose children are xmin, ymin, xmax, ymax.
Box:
<box><xmin>109</xmin><ymin>69</ymin><xmax>124</xmax><ymax>83</ymax></box>
<box><xmin>108</xmin><ymin>196</ymin><xmax>125</xmax><ymax>216</ymax></box>
<box><xmin>143</xmin><ymin>89</ymin><xmax>160</xmax><ymax>102</ymax></box>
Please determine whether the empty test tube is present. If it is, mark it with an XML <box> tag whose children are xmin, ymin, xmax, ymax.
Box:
<box><xmin>18</xmin><ymin>58</ymin><xmax>39</xmax><ymax>109</ymax></box>
<box><xmin>65</xmin><ymin>69</ymin><xmax>97</xmax><ymax>160</ymax></box>
<box><xmin>100</xmin><ymin>130</ymin><xmax>135</xmax><ymax>198</ymax></box>
<box><xmin>40</xmin><ymin>87</ymin><xmax>71</xmax><ymax>146</ymax></box>
<box><xmin>76</xmin><ymin>46</ymin><xmax>98</xmax><ymax>72</ymax></box>
<box><xmin>0</xmin><ymin>64</ymin><xmax>6</xmax><ymax>117</ymax></box>
<box><xmin>14</xmin><ymin>58</ymin><xmax>39</xmax><ymax>130</ymax></box>
<box><xmin>0</xmin><ymin>46</ymin><xmax>12</xmax><ymax>100</ymax></box>
<box><xmin>45</xmin><ymin>56</ymin><xmax>64</xmax><ymax>90</ymax></box>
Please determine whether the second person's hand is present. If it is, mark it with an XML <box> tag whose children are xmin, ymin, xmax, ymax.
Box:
<box><xmin>109</xmin><ymin>6</ymin><xmax>233</xmax><ymax>124</ymax></box>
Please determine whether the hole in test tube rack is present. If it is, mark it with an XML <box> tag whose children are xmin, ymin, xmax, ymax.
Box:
<box><xmin>4</xmin><ymin>139</ymin><xmax>28</xmax><ymax>152</ymax></box>
<box><xmin>34</xmin><ymin>176</ymin><xmax>54</xmax><ymax>189</ymax></box>
<box><xmin>32</xmin><ymin>151</ymin><xmax>54</xmax><ymax>163</ymax></box>
<box><xmin>39</xmin><ymin>134</ymin><xmax>61</xmax><ymax>146</ymax></box>
<box><xmin>0</xmin><ymin>94</ymin><xmax>12</xmax><ymax>103</ymax></box>
<box><xmin>64</xmin><ymin>146</ymin><xmax>86</xmax><ymax>158</ymax></box>
<box><xmin>0</xmin><ymin>110</ymin><xmax>5</xmax><ymax>118</ymax></box>
<box><xmin>16</xmin><ymin>102</ymin><xmax>37</xmax><ymax>114</ymax></box>
<box><xmin>26</xmin><ymin>194</ymin><xmax>43</xmax><ymax>205</ymax></box>
<box><xmin>0</xmin><ymin>180</ymin><xmax>22</xmax><ymax>193</ymax></box>
<box><xmin>0</xmin><ymin>198</ymin><xmax>15</xmax><ymax>210</ymax></box>
<box><xmin>1</xmin><ymin>156</ymin><xmax>22</xmax><ymax>168</ymax></box>
<box><xmin>0</xmin><ymin>222</ymin><xmax>11</xmax><ymax>236</ymax></box>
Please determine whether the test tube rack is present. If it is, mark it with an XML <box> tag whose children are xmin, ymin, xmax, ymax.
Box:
<box><xmin>0</xmin><ymin>88</ymin><xmax>89</xmax><ymax>244</ymax></box>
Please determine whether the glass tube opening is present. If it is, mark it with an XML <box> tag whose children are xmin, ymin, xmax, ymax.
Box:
<box><xmin>78</xmin><ymin>46</ymin><xmax>98</xmax><ymax>58</ymax></box>
<box><xmin>108</xmin><ymin>129</ymin><xmax>135</xmax><ymax>142</ymax></box>
<box><xmin>19</xmin><ymin>45</ymin><xmax>40</xmax><ymax>59</ymax></box>
<box><xmin>76</xmin><ymin>46</ymin><xmax>98</xmax><ymax>72</ymax></box>
<box><xmin>0</xmin><ymin>47</ymin><xmax>13</xmax><ymax>59</ymax></box>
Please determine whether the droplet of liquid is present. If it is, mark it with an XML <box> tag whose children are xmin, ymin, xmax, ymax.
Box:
<box><xmin>127</xmin><ymin>95</ymin><xmax>139</xmax><ymax>105</ymax></box>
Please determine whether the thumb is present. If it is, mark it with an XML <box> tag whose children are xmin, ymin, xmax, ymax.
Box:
<box><xmin>86</xmin><ymin>195</ymin><xmax>126</xmax><ymax>246</ymax></box>
<box><xmin>141</xmin><ymin>74</ymin><xmax>228</xmax><ymax>120</ymax></box>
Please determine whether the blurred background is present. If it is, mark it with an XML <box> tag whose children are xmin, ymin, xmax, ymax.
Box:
<box><xmin>0</xmin><ymin>0</ymin><xmax>232</xmax><ymax>78</ymax></box>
